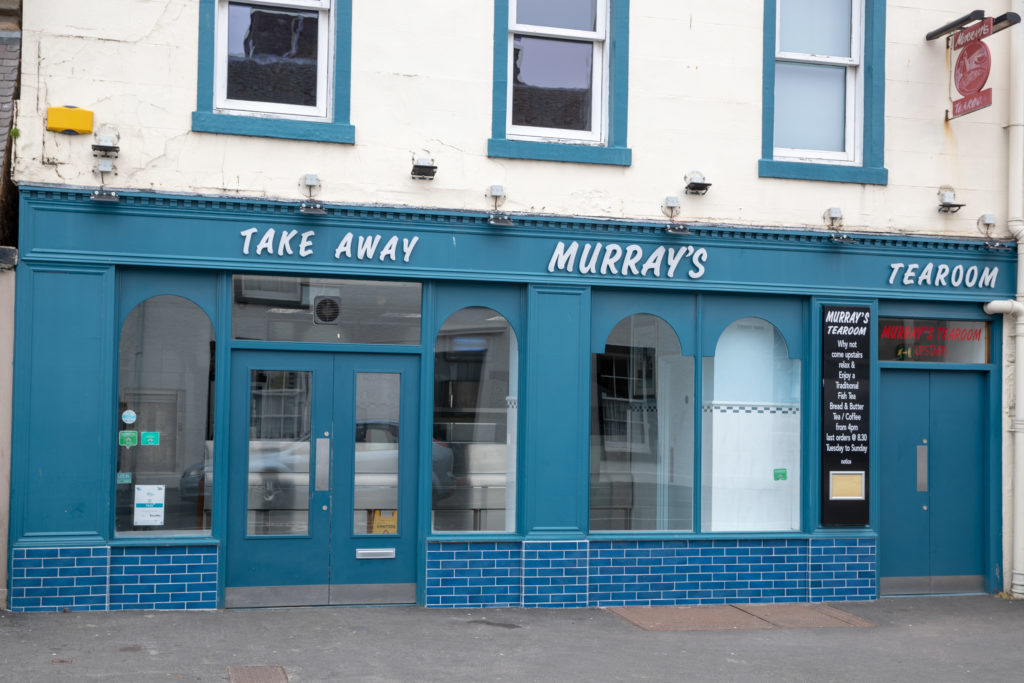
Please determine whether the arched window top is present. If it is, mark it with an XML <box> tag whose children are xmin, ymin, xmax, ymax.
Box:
<box><xmin>438</xmin><ymin>306</ymin><xmax>517</xmax><ymax>339</ymax></box>
<box><xmin>709</xmin><ymin>316</ymin><xmax>800</xmax><ymax>408</ymax></box>
<box><xmin>605</xmin><ymin>313</ymin><xmax>681</xmax><ymax>356</ymax></box>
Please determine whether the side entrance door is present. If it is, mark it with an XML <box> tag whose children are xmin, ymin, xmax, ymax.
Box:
<box><xmin>879</xmin><ymin>369</ymin><xmax>987</xmax><ymax>595</ymax></box>
<box><xmin>225</xmin><ymin>350</ymin><xmax>419</xmax><ymax>607</ymax></box>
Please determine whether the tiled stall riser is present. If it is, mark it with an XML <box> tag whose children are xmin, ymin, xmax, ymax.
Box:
<box><xmin>9</xmin><ymin>545</ymin><xmax>217</xmax><ymax>612</ymax></box>
<box><xmin>426</xmin><ymin>538</ymin><xmax>876</xmax><ymax>608</ymax></box>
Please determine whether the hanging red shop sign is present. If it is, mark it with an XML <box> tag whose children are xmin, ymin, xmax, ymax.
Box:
<box><xmin>950</xmin><ymin>21</ymin><xmax>993</xmax><ymax>119</ymax></box>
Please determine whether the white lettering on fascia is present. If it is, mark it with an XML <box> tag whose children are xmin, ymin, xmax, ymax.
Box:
<box><xmin>548</xmin><ymin>241</ymin><xmax>709</xmax><ymax>280</ymax></box>
<box><xmin>240</xmin><ymin>228</ymin><xmax>420</xmax><ymax>264</ymax></box>
<box><xmin>889</xmin><ymin>261</ymin><xmax>998</xmax><ymax>289</ymax></box>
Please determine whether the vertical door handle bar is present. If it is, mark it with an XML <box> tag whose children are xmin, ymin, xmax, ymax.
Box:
<box><xmin>315</xmin><ymin>437</ymin><xmax>330</xmax><ymax>491</ymax></box>
<box><xmin>916</xmin><ymin>444</ymin><xmax>928</xmax><ymax>492</ymax></box>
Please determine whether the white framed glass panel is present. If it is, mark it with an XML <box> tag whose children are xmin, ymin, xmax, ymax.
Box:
<box><xmin>215</xmin><ymin>0</ymin><xmax>333</xmax><ymax>120</ymax></box>
<box><xmin>590</xmin><ymin>315</ymin><xmax>694</xmax><ymax>531</ymax></box>
<box><xmin>774</xmin><ymin>63</ymin><xmax>847</xmax><ymax>152</ymax></box>
<box><xmin>516</xmin><ymin>0</ymin><xmax>597</xmax><ymax>31</ymax></box>
<box><xmin>507</xmin><ymin>0</ymin><xmax>606</xmax><ymax>142</ymax></box>
<box><xmin>353</xmin><ymin>373</ymin><xmax>401</xmax><ymax>535</ymax></box>
<box><xmin>702</xmin><ymin>318</ymin><xmax>801</xmax><ymax>532</ymax></box>
<box><xmin>432</xmin><ymin>308</ymin><xmax>518</xmax><ymax>533</ymax></box>
<box><xmin>779</xmin><ymin>0</ymin><xmax>853</xmax><ymax>58</ymax></box>
<box><xmin>245</xmin><ymin>369</ymin><xmax>312</xmax><ymax>536</ymax></box>
<box><xmin>116</xmin><ymin>296</ymin><xmax>215</xmax><ymax>536</ymax></box>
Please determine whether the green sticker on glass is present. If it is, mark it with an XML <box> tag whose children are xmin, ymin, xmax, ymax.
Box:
<box><xmin>116</xmin><ymin>472</ymin><xmax>132</xmax><ymax>485</ymax></box>
<box><xmin>118</xmin><ymin>430</ymin><xmax>138</xmax><ymax>447</ymax></box>
<box><xmin>773</xmin><ymin>468</ymin><xmax>787</xmax><ymax>481</ymax></box>
<box><xmin>141</xmin><ymin>432</ymin><xmax>160</xmax><ymax>446</ymax></box>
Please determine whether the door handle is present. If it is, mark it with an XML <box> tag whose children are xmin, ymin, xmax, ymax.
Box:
<box><xmin>315</xmin><ymin>437</ymin><xmax>330</xmax><ymax>491</ymax></box>
<box><xmin>916</xmin><ymin>444</ymin><xmax>928</xmax><ymax>492</ymax></box>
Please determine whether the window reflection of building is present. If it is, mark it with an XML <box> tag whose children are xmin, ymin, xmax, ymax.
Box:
<box><xmin>432</xmin><ymin>307</ymin><xmax>518</xmax><ymax>532</ymax></box>
<box><xmin>116</xmin><ymin>295</ymin><xmax>215</xmax><ymax>535</ymax></box>
<box><xmin>590</xmin><ymin>314</ymin><xmax>694</xmax><ymax>532</ymax></box>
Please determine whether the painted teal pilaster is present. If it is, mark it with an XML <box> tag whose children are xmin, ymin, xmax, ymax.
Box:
<box><xmin>523</xmin><ymin>285</ymin><xmax>591</xmax><ymax>536</ymax></box>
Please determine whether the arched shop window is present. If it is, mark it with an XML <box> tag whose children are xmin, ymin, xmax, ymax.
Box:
<box><xmin>590</xmin><ymin>314</ymin><xmax>694</xmax><ymax>531</ymax></box>
<box><xmin>116</xmin><ymin>295</ymin><xmax>215</xmax><ymax>535</ymax></box>
<box><xmin>432</xmin><ymin>307</ymin><xmax>518</xmax><ymax>532</ymax></box>
<box><xmin>701</xmin><ymin>317</ymin><xmax>801</xmax><ymax>532</ymax></box>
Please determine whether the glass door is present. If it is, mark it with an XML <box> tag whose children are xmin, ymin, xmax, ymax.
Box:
<box><xmin>225</xmin><ymin>351</ymin><xmax>419</xmax><ymax>607</ymax></box>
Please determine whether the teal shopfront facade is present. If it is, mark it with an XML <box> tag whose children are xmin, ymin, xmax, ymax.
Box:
<box><xmin>7</xmin><ymin>187</ymin><xmax>1015</xmax><ymax>611</ymax></box>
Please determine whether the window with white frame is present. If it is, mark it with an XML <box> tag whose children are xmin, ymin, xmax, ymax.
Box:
<box><xmin>214</xmin><ymin>0</ymin><xmax>334</xmax><ymax>120</ymax></box>
<box><xmin>507</xmin><ymin>0</ymin><xmax>607</xmax><ymax>143</ymax></box>
<box><xmin>773</xmin><ymin>0</ymin><xmax>862</xmax><ymax>163</ymax></box>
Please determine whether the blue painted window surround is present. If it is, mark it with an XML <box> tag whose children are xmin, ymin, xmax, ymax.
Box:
<box><xmin>488</xmin><ymin>0</ymin><xmax>632</xmax><ymax>166</ymax></box>
<box><xmin>192</xmin><ymin>0</ymin><xmax>355</xmax><ymax>143</ymax></box>
<box><xmin>760</xmin><ymin>0</ymin><xmax>887</xmax><ymax>185</ymax></box>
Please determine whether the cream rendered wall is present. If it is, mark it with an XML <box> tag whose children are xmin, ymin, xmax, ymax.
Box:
<box><xmin>11</xmin><ymin>1</ymin><xmax>1017</xmax><ymax>240</ymax></box>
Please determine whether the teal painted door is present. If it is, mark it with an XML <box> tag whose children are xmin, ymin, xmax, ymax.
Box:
<box><xmin>879</xmin><ymin>370</ymin><xmax>986</xmax><ymax>594</ymax></box>
<box><xmin>225</xmin><ymin>351</ymin><xmax>419</xmax><ymax>607</ymax></box>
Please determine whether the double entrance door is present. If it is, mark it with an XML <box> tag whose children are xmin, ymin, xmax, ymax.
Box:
<box><xmin>225</xmin><ymin>351</ymin><xmax>419</xmax><ymax>607</ymax></box>
<box><xmin>879</xmin><ymin>369</ymin><xmax>987</xmax><ymax>595</ymax></box>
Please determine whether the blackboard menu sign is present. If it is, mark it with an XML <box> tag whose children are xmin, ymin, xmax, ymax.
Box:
<box><xmin>821</xmin><ymin>305</ymin><xmax>870</xmax><ymax>526</ymax></box>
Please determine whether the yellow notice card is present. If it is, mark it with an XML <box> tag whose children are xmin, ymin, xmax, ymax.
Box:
<box><xmin>371</xmin><ymin>509</ymin><xmax>397</xmax><ymax>534</ymax></box>
<box><xmin>830</xmin><ymin>472</ymin><xmax>865</xmax><ymax>500</ymax></box>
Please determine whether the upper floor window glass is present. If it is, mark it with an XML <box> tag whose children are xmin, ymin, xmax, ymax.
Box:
<box><xmin>488</xmin><ymin>0</ymin><xmax>631</xmax><ymax>166</ymax></box>
<box><xmin>509</xmin><ymin>0</ymin><xmax>606</xmax><ymax>142</ymax></box>
<box><xmin>774</xmin><ymin>0</ymin><xmax>860</xmax><ymax>162</ymax></box>
<box><xmin>760</xmin><ymin>0</ymin><xmax>887</xmax><ymax>184</ymax></box>
<box><xmin>193</xmin><ymin>0</ymin><xmax>355</xmax><ymax>143</ymax></box>
<box><xmin>217</xmin><ymin>1</ymin><xmax>332</xmax><ymax>119</ymax></box>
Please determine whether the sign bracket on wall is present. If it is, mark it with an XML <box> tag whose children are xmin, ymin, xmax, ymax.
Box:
<box><xmin>924</xmin><ymin>10</ymin><xmax>1020</xmax><ymax>121</ymax></box>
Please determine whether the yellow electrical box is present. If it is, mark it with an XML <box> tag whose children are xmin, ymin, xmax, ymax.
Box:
<box><xmin>46</xmin><ymin>106</ymin><xmax>94</xmax><ymax>135</ymax></box>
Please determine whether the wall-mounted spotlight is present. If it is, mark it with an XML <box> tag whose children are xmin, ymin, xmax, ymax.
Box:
<box><xmin>91</xmin><ymin>124</ymin><xmax>120</xmax><ymax>202</ymax></box>
<box><xmin>662</xmin><ymin>196</ymin><xmax>691</xmax><ymax>235</ymax></box>
<box><xmin>977</xmin><ymin>213</ymin><xmax>1013</xmax><ymax>251</ymax></box>
<box><xmin>486</xmin><ymin>185</ymin><xmax>513</xmax><ymax>226</ymax></box>
<box><xmin>823</xmin><ymin>207</ymin><xmax>855</xmax><ymax>243</ymax></box>
<box><xmin>938</xmin><ymin>186</ymin><xmax>964</xmax><ymax>213</ymax></box>
<box><xmin>411</xmin><ymin>154</ymin><xmax>437</xmax><ymax>180</ymax></box>
<box><xmin>684</xmin><ymin>171</ymin><xmax>711</xmax><ymax>195</ymax></box>
<box><xmin>299</xmin><ymin>173</ymin><xmax>326</xmax><ymax>215</ymax></box>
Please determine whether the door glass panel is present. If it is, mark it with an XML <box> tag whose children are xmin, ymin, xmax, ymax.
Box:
<box><xmin>353</xmin><ymin>373</ymin><xmax>400</xmax><ymax>535</ymax></box>
<box><xmin>878</xmin><ymin>318</ymin><xmax>989</xmax><ymax>364</ymax></box>
<box><xmin>247</xmin><ymin>370</ymin><xmax>312</xmax><ymax>536</ymax></box>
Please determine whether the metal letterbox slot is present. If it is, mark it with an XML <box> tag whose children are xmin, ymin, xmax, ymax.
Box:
<box><xmin>356</xmin><ymin>548</ymin><xmax>396</xmax><ymax>560</ymax></box>
<box><xmin>315</xmin><ymin>438</ymin><xmax>330</xmax><ymax>491</ymax></box>
<box><xmin>916</xmin><ymin>444</ymin><xmax>928</xmax><ymax>492</ymax></box>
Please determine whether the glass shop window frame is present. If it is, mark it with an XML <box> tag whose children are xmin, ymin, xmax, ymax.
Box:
<box><xmin>431</xmin><ymin>306</ymin><xmax>519</xmax><ymax>534</ymax></box>
<box><xmin>506</xmin><ymin>0</ymin><xmax>608</xmax><ymax>144</ymax></box>
<box><xmin>114</xmin><ymin>295</ymin><xmax>217</xmax><ymax>538</ymax></box>
<box><xmin>213</xmin><ymin>0</ymin><xmax>334</xmax><ymax>121</ymax></box>
<box><xmin>589</xmin><ymin>314</ymin><xmax>696</xmax><ymax>533</ymax></box>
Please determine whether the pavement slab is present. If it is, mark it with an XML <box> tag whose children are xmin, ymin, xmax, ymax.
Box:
<box><xmin>608</xmin><ymin>602</ymin><xmax>874</xmax><ymax>631</ymax></box>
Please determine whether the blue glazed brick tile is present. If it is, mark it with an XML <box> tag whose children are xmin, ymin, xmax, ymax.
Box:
<box><xmin>25</xmin><ymin>548</ymin><xmax>60</xmax><ymax>559</ymax></box>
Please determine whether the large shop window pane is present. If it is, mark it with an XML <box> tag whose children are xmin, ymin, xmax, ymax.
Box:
<box><xmin>116</xmin><ymin>296</ymin><xmax>215</xmax><ymax>535</ymax></box>
<box><xmin>232</xmin><ymin>275</ymin><xmax>421</xmax><ymax>345</ymax></box>
<box><xmin>702</xmin><ymin>318</ymin><xmax>801</xmax><ymax>532</ymax></box>
<box><xmin>246</xmin><ymin>370</ymin><xmax>312</xmax><ymax>536</ymax></box>
<box><xmin>590</xmin><ymin>315</ymin><xmax>694</xmax><ymax>531</ymax></box>
<box><xmin>432</xmin><ymin>308</ymin><xmax>518</xmax><ymax>532</ymax></box>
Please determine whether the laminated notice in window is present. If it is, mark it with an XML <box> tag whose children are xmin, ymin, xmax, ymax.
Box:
<box><xmin>830</xmin><ymin>472</ymin><xmax>865</xmax><ymax>500</ymax></box>
<box><xmin>134</xmin><ymin>485</ymin><xmax>165</xmax><ymax>526</ymax></box>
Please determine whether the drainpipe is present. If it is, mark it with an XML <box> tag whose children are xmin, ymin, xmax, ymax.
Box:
<box><xmin>985</xmin><ymin>0</ymin><xmax>1024</xmax><ymax>598</ymax></box>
